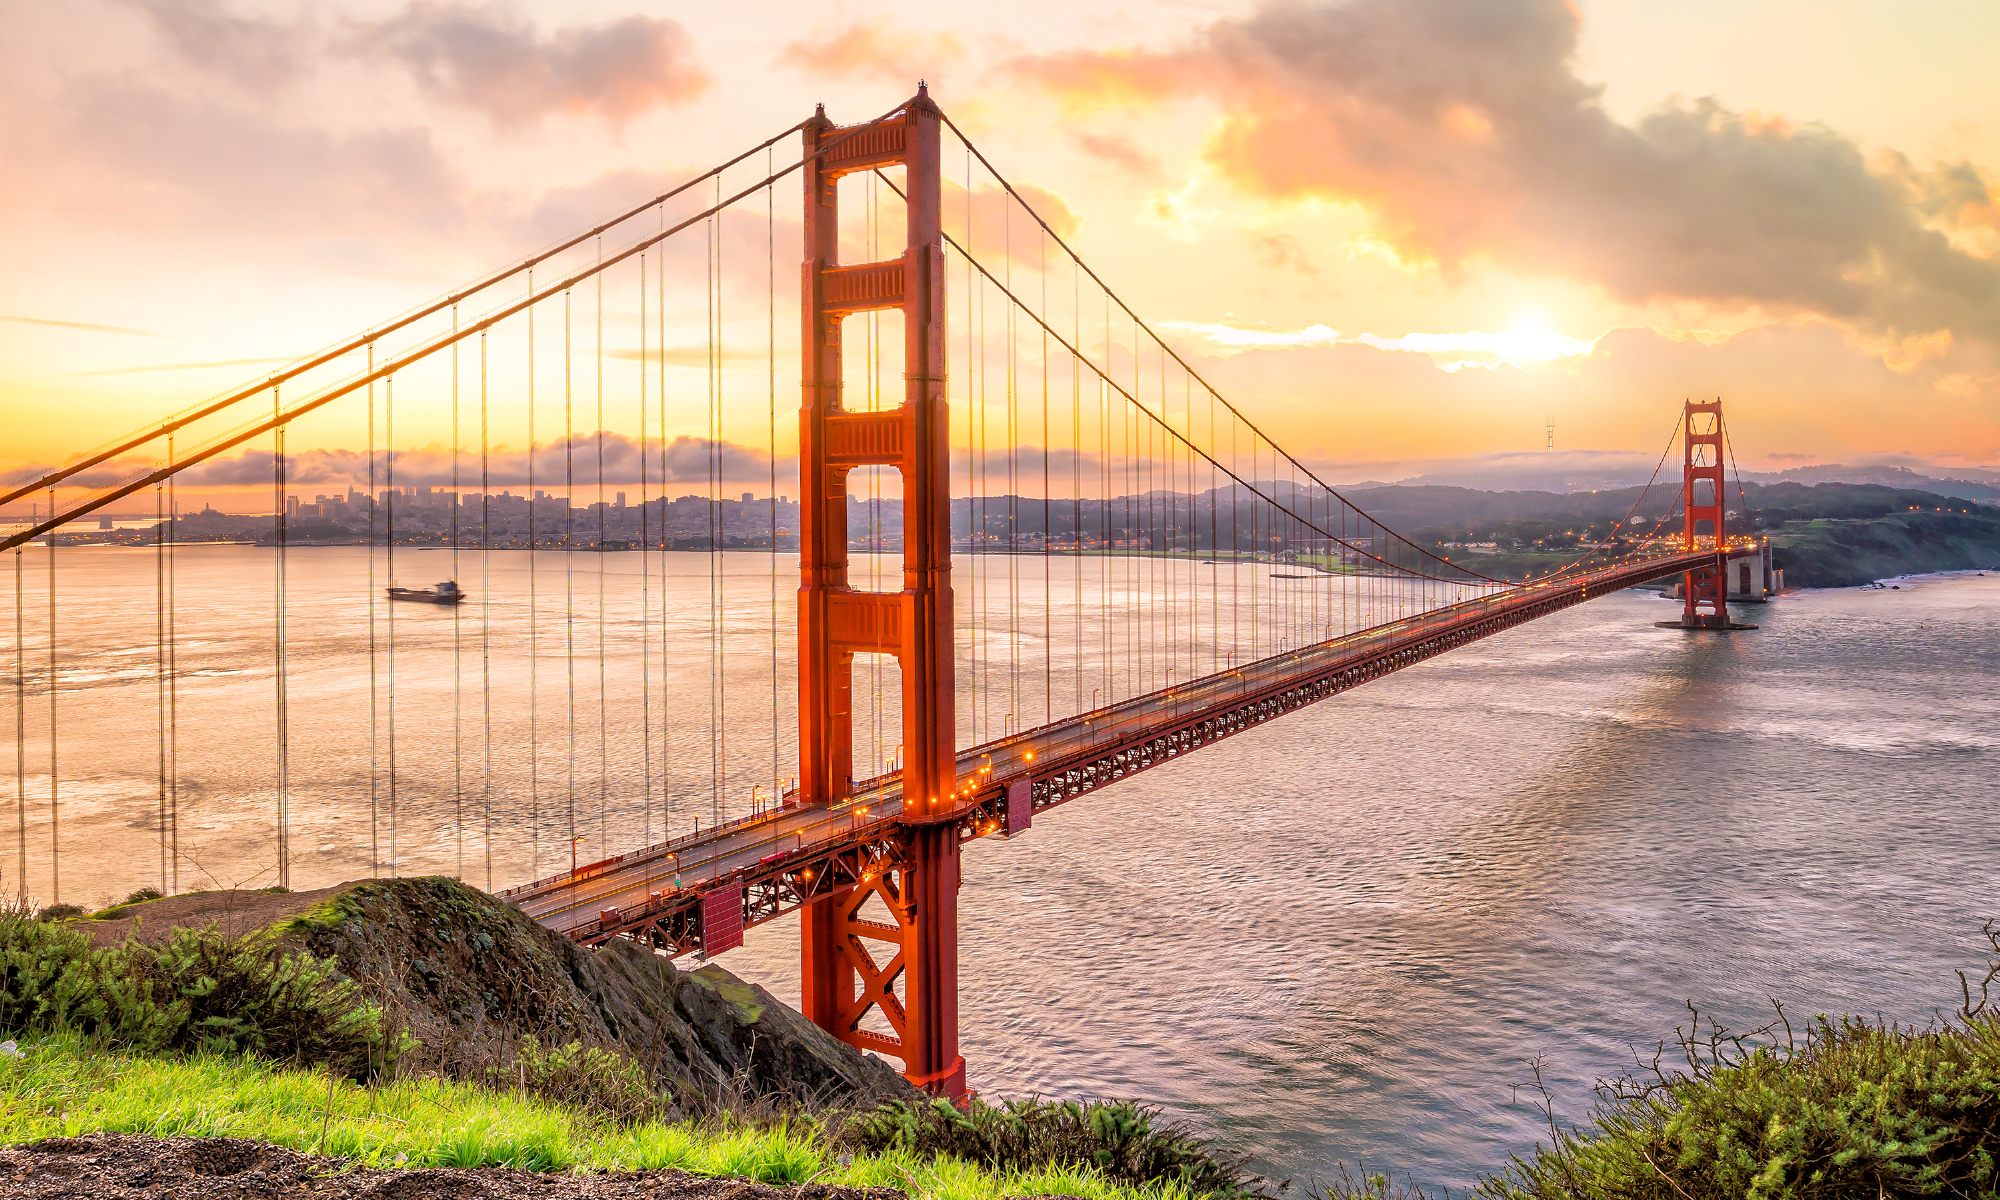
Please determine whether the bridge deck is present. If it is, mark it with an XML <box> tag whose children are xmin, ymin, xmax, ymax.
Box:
<box><xmin>506</xmin><ymin>551</ymin><xmax>1715</xmax><ymax>947</ymax></box>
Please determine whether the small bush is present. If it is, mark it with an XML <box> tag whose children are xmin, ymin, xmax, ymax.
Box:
<box><xmin>490</xmin><ymin>1035</ymin><xmax>667</xmax><ymax>1126</ymax></box>
<box><xmin>0</xmin><ymin>907</ymin><xmax>390</xmax><ymax>1077</ymax></box>
<box><xmin>35</xmin><ymin>905</ymin><xmax>82</xmax><ymax>923</ymax></box>
<box><xmin>1481</xmin><ymin>925</ymin><xmax>2000</xmax><ymax>1200</ymax></box>
<box><xmin>120</xmin><ymin>888</ymin><xmax>164</xmax><ymax>907</ymax></box>
<box><xmin>843</xmin><ymin>1096</ymin><xmax>1262</xmax><ymax>1197</ymax></box>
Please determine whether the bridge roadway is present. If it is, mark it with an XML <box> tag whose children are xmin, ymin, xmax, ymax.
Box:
<box><xmin>505</xmin><ymin>548</ymin><xmax>1720</xmax><ymax>950</ymax></box>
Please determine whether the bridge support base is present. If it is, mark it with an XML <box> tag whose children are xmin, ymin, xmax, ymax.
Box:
<box><xmin>1657</xmin><ymin>617</ymin><xmax>1759</xmax><ymax>631</ymax></box>
<box><xmin>801</xmin><ymin>827</ymin><xmax>965</xmax><ymax>1100</ymax></box>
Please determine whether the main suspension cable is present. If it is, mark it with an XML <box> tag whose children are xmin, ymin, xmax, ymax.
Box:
<box><xmin>0</xmin><ymin>119</ymin><xmax>820</xmax><ymax>508</ymax></box>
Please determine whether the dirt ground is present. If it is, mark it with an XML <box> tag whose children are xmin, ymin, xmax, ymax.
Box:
<box><xmin>0</xmin><ymin>1133</ymin><xmax>913</xmax><ymax>1200</ymax></box>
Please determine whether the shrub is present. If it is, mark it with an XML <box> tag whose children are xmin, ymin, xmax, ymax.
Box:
<box><xmin>35</xmin><ymin>905</ymin><xmax>82</xmax><ymax>922</ymax></box>
<box><xmin>489</xmin><ymin>1035</ymin><xmax>668</xmax><ymax>1126</ymax></box>
<box><xmin>1481</xmin><ymin>926</ymin><xmax>2000</xmax><ymax>1200</ymax></box>
<box><xmin>843</xmin><ymin>1096</ymin><xmax>1263</xmax><ymax>1197</ymax></box>
<box><xmin>0</xmin><ymin>907</ymin><xmax>390</xmax><ymax>1077</ymax></box>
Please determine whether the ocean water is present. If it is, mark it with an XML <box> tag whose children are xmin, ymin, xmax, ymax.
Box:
<box><xmin>729</xmin><ymin>570</ymin><xmax>2000</xmax><ymax>1188</ymax></box>
<box><xmin>6</xmin><ymin>545</ymin><xmax>1997</xmax><ymax>1189</ymax></box>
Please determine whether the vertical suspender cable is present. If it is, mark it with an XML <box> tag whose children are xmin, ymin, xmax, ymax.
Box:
<box><xmin>565</xmin><ymin>288</ymin><xmax>576</xmax><ymax>865</ymax></box>
<box><xmin>639</xmin><ymin>255</ymin><xmax>652</xmax><ymax>846</ymax></box>
<box><xmin>871</xmin><ymin>179</ymin><xmax>880</xmax><ymax>771</ymax></box>
<box><xmin>1040</xmin><ymin>226</ymin><xmax>1051</xmax><ymax>725</ymax></box>
<box><xmin>45</xmin><ymin>490</ymin><xmax>58</xmax><ymax>904</ymax></box>
<box><xmin>480</xmin><ymin>329</ymin><xmax>493</xmax><ymax>890</ymax></box>
<box><xmin>1005</xmin><ymin>193</ymin><xmax>1018</xmax><ymax>734</ymax></box>
<box><xmin>1104</xmin><ymin>304</ymin><xmax>1116</xmax><ymax>696</ymax></box>
<box><xmin>386</xmin><ymin>377</ymin><xmax>397</xmax><ymax>876</ymax></box>
<box><xmin>718</xmin><ymin>182</ymin><xmax>728</xmax><ymax>815</ymax></box>
<box><xmin>366</xmin><ymin>347</ymin><xmax>380</xmax><ymax>876</ymax></box>
<box><xmin>13</xmin><ymin>548</ymin><xmax>25</xmax><ymax>903</ymax></box>
<box><xmin>657</xmin><ymin>210</ymin><xmax>670</xmax><ymax>840</ymax></box>
<box><xmin>273</xmin><ymin>386</ymin><xmax>289</xmax><ymax>890</ymax></box>
<box><xmin>961</xmin><ymin>155</ymin><xmax>975</xmax><ymax>739</ymax></box>
<box><xmin>717</xmin><ymin>182</ymin><xmax>728</xmax><ymax>819</ymax></box>
<box><xmin>452</xmin><ymin>307</ymin><xmax>463</xmax><ymax>880</ymax></box>
<box><xmin>156</xmin><ymin>484</ymin><xmax>166</xmax><ymax>892</ymax></box>
<box><xmin>527</xmin><ymin>275</ymin><xmax>541</xmax><ymax>879</ymax></box>
<box><xmin>708</xmin><ymin>183</ymin><xmax>725</xmax><ymax>823</ymax></box>
<box><xmin>864</xmin><ymin>176</ymin><xmax>876</xmax><ymax>776</ymax></box>
<box><xmin>596</xmin><ymin>241</ymin><xmax>607</xmax><ymax>856</ymax></box>
<box><xmin>769</xmin><ymin>151</ymin><xmax>780</xmax><ymax>802</ymax></box>
<box><xmin>167</xmin><ymin>442</ymin><xmax>178</xmax><ymax>892</ymax></box>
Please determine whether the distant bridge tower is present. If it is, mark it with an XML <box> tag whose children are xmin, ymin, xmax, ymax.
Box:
<box><xmin>1680</xmin><ymin>399</ymin><xmax>1729</xmax><ymax>628</ymax></box>
<box><xmin>796</xmin><ymin>88</ymin><xmax>967</xmax><ymax>1099</ymax></box>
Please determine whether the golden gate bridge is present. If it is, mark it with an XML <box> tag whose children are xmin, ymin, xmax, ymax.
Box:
<box><xmin>2</xmin><ymin>88</ymin><xmax>1756</xmax><ymax>1101</ymax></box>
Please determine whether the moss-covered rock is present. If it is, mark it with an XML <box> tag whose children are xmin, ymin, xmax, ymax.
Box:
<box><xmin>92</xmin><ymin>875</ymin><xmax>913</xmax><ymax>1114</ymax></box>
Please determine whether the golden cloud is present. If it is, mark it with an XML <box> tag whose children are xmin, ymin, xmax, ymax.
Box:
<box><xmin>1009</xmin><ymin>0</ymin><xmax>2000</xmax><ymax>345</ymax></box>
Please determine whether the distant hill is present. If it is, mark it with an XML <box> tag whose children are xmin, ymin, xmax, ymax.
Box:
<box><xmin>1337</xmin><ymin>452</ymin><xmax>2000</xmax><ymax>500</ymax></box>
<box><xmin>1338</xmin><ymin>480</ymin><xmax>2000</xmax><ymax>588</ymax></box>
<box><xmin>1739</xmin><ymin>462</ymin><xmax>2000</xmax><ymax>502</ymax></box>
<box><xmin>1335</xmin><ymin>480</ymin><xmax>1985</xmax><ymax>539</ymax></box>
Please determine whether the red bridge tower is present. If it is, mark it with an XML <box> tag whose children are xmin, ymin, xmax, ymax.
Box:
<box><xmin>1680</xmin><ymin>399</ymin><xmax>1730</xmax><ymax>628</ymax></box>
<box><xmin>796</xmin><ymin>90</ymin><xmax>968</xmax><ymax>1099</ymax></box>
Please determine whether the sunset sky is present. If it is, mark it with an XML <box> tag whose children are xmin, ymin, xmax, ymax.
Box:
<box><xmin>3</xmin><ymin>0</ymin><xmax>1997</xmax><ymax>508</ymax></box>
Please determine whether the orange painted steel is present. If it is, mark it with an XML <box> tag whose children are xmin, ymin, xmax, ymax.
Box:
<box><xmin>1680</xmin><ymin>400</ymin><xmax>1729</xmax><ymax>627</ymax></box>
<box><xmin>796</xmin><ymin>89</ymin><xmax>966</xmax><ymax>1099</ymax></box>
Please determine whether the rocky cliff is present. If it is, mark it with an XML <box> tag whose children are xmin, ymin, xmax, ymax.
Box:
<box><xmin>87</xmin><ymin>877</ymin><xmax>915</xmax><ymax>1113</ymax></box>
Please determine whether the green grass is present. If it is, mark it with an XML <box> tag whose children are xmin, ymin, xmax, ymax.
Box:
<box><xmin>0</xmin><ymin>1032</ymin><xmax>1191</xmax><ymax>1200</ymax></box>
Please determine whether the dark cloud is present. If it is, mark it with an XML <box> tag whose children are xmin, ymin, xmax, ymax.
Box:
<box><xmin>121</xmin><ymin>0</ymin><xmax>305</xmax><ymax>94</ymax></box>
<box><xmin>113</xmin><ymin>0</ymin><xmax>710</xmax><ymax>127</ymax></box>
<box><xmin>356</xmin><ymin>3</ymin><xmax>710</xmax><ymax>127</ymax></box>
<box><xmin>64</xmin><ymin>81</ymin><xmax>463</xmax><ymax>236</ymax></box>
<box><xmin>1014</xmin><ymin>0</ymin><xmax>2000</xmax><ymax>342</ymax></box>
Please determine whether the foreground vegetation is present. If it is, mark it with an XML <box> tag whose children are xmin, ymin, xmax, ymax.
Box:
<box><xmin>0</xmin><ymin>896</ymin><xmax>1256</xmax><ymax>1198</ymax></box>
<box><xmin>0</xmin><ymin>1032</ymin><xmax>1221</xmax><ymax>1200</ymax></box>
<box><xmin>13</xmin><ymin>895</ymin><xmax>2000</xmax><ymax>1199</ymax></box>
<box><xmin>1450</xmin><ymin>927</ymin><xmax>2000</xmax><ymax>1200</ymax></box>
<box><xmin>1466</xmin><ymin>1008</ymin><xmax>2000</xmax><ymax>1200</ymax></box>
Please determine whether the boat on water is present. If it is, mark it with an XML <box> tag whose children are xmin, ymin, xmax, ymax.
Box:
<box><xmin>387</xmin><ymin>580</ymin><xmax>465</xmax><ymax>605</ymax></box>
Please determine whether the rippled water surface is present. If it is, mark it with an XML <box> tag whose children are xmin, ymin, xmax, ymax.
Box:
<box><xmin>736</xmin><ymin>571</ymin><xmax>2000</xmax><ymax>1188</ymax></box>
<box><xmin>8</xmin><ymin>547</ymin><xmax>1998</xmax><ymax>1189</ymax></box>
